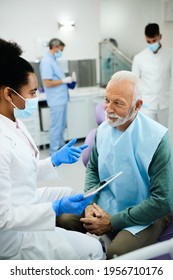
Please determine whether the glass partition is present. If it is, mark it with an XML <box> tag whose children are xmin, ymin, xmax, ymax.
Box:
<box><xmin>99</xmin><ymin>40</ymin><xmax>132</xmax><ymax>87</ymax></box>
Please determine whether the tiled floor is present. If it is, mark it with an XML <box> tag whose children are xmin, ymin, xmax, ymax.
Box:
<box><xmin>38</xmin><ymin>140</ymin><xmax>86</xmax><ymax>194</ymax></box>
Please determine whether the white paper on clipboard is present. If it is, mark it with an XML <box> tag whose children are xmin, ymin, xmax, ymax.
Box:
<box><xmin>84</xmin><ymin>171</ymin><xmax>123</xmax><ymax>198</ymax></box>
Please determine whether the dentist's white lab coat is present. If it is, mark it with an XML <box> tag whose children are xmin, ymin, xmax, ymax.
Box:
<box><xmin>0</xmin><ymin>116</ymin><xmax>77</xmax><ymax>259</ymax></box>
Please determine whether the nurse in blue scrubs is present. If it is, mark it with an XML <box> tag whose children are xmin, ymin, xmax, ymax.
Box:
<box><xmin>40</xmin><ymin>38</ymin><xmax>74</xmax><ymax>154</ymax></box>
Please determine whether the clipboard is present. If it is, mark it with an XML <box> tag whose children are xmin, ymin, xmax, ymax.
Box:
<box><xmin>84</xmin><ymin>171</ymin><xmax>123</xmax><ymax>198</ymax></box>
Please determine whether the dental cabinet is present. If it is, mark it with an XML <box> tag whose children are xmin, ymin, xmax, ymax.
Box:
<box><xmin>21</xmin><ymin>87</ymin><xmax>105</xmax><ymax>148</ymax></box>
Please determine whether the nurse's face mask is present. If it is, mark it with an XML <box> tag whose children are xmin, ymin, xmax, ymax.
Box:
<box><xmin>54</xmin><ymin>50</ymin><xmax>62</xmax><ymax>59</ymax></box>
<box><xmin>10</xmin><ymin>88</ymin><xmax>39</xmax><ymax>119</ymax></box>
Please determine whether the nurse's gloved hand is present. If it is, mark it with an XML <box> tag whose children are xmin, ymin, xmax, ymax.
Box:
<box><xmin>52</xmin><ymin>193</ymin><xmax>95</xmax><ymax>216</ymax></box>
<box><xmin>62</xmin><ymin>76</ymin><xmax>73</xmax><ymax>84</ymax></box>
<box><xmin>51</xmin><ymin>138</ymin><xmax>88</xmax><ymax>166</ymax></box>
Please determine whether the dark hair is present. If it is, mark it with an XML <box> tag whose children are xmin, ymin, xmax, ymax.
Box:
<box><xmin>0</xmin><ymin>38</ymin><xmax>34</xmax><ymax>92</ymax></box>
<box><xmin>48</xmin><ymin>38</ymin><xmax>65</xmax><ymax>49</ymax></box>
<box><xmin>144</xmin><ymin>23</ymin><xmax>160</xmax><ymax>37</ymax></box>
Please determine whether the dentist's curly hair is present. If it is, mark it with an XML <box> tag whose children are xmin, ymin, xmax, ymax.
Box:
<box><xmin>0</xmin><ymin>38</ymin><xmax>34</xmax><ymax>92</ymax></box>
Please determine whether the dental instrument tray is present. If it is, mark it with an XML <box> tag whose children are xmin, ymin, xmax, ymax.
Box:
<box><xmin>84</xmin><ymin>171</ymin><xmax>123</xmax><ymax>198</ymax></box>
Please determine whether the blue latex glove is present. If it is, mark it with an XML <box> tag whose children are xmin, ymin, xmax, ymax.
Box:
<box><xmin>67</xmin><ymin>81</ymin><xmax>77</xmax><ymax>89</ymax></box>
<box><xmin>51</xmin><ymin>138</ymin><xmax>88</xmax><ymax>166</ymax></box>
<box><xmin>52</xmin><ymin>193</ymin><xmax>95</xmax><ymax>216</ymax></box>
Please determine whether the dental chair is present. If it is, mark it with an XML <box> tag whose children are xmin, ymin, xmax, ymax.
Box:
<box><xmin>82</xmin><ymin>101</ymin><xmax>105</xmax><ymax>167</ymax></box>
<box><xmin>95</xmin><ymin>101</ymin><xmax>105</xmax><ymax>127</ymax></box>
<box><xmin>82</xmin><ymin>128</ymin><xmax>97</xmax><ymax>167</ymax></box>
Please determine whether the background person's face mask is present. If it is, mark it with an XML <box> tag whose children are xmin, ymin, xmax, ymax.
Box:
<box><xmin>10</xmin><ymin>88</ymin><xmax>38</xmax><ymax>119</ymax></box>
<box><xmin>54</xmin><ymin>50</ymin><xmax>62</xmax><ymax>59</ymax></box>
<box><xmin>147</xmin><ymin>41</ymin><xmax>160</xmax><ymax>53</ymax></box>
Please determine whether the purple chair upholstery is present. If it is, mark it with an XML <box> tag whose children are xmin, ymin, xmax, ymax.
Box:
<box><xmin>150</xmin><ymin>253</ymin><xmax>172</xmax><ymax>260</ymax></box>
<box><xmin>95</xmin><ymin>101</ymin><xmax>105</xmax><ymax>125</ymax></box>
<box><xmin>82</xmin><ymin>101</ymin><xmax>105</xmax><ymax>167</ymax></box>
<box><xmin>82</xmin><ymin>128</ymin><xmax>97</xmax><ymax>167</ymax></box>
<box><xmin>157</xmin><ymin>214</ymin><xmax>173</xmax><ymax>242</ymax></box>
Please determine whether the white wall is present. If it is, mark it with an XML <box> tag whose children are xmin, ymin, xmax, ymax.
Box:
<box><xmin>0</xmin><ymin>0</ymin><xmax>172</xmax><ymax>71</ymax></box>
<box><xmin>0</xmin><ymin>0</ymin><xmax>101</xmax><ymax>61</ymax></box>
<box><xmin>100</xmin><ymin>0</ymin><xmax>173</xmax><ymax>58</ymax></box>
<box><xmin>1</xmin><ymin>0</ymin><xmax>173</xmax><ymax>143</ymax></box>
<box><xmin>160</xmin><ymin>0</ymin><xmax>173</xmax><ymax>48</ymax></box>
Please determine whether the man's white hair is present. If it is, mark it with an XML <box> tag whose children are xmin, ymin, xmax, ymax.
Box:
<box><xmin>110</xmin><ymin>70</ymin><xmax>142</xmax><ymax>105</ymax></box>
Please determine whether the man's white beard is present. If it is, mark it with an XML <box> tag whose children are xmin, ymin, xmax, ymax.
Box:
<box><xmin>106</xmin><ymin>107</ymin><xmax>135</xmax><ymax>127</ymax></box>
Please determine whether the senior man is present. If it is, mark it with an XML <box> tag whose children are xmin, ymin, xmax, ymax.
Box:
<box><xmin>57</xmin><ymin>71</ymin><xmax>173</xmax><ymax>259</ymax></box>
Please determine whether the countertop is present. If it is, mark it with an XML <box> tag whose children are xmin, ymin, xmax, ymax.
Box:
<box><xmin>38</xmin><ymin>86</ymin><xmax>105</xmax><ymax>101</ymax></box>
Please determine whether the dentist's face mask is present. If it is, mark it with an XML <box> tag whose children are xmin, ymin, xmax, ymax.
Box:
<box><xmin>54</xmin><ymin>50</ymin><xmax>62</xmax><ymax>59</ymax></box>
<box><xmin>147</xmin><ymin>41</ymin><xmax>160</xmax><ymax>53</ymax></box>
<box><xmin>10</xmin><ymin>88</ymin><xmax>39</xmax><ymax>119</ymax></box>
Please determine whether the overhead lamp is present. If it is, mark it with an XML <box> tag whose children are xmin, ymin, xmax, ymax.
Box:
<box><xmin>58</xmin><ymin>21</ymin><xmax>75</xmax><ymax>31</ymax></box>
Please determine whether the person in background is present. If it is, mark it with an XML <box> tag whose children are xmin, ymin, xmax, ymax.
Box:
<box><xmin>40</xmin><ymin>38</ymin><xmax>75</xmax><ymax>155</ymax></box>
<box><xmin>0</xmin><ymin>38</ymin><xmax>103</xmax><ymax>260</ymax></box>
<box><xmin>57</xmin><ymin>70</ymin><xmax>173</xmax><ymax>259</ymax></box>
<box><xmin>132</xmin><ymin>23</ymin><xmax>172</xmax><ymax>127</ymax></box>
